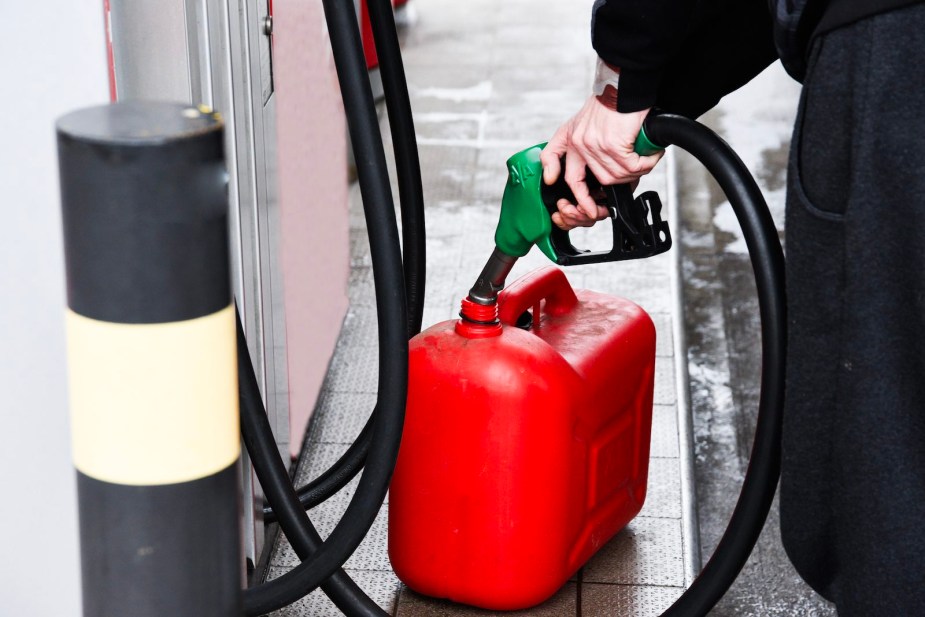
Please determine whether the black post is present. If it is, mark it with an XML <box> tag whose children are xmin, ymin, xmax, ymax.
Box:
<box><xmin>57</xmin><ymin>101</ymin><xmax>242</xmax><ymax>617</ymax></box>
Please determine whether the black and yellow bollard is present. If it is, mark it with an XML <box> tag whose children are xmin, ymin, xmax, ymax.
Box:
<box><xmin>57</xmin><ymin>101</ymin><xmax>242</xmax><ymax>617</ymax></box>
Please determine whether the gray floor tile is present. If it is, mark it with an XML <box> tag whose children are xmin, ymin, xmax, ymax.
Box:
<box><xmin>294</xmin><ymin>441</ymin><xmax>353</xmax><ymax>487</ymax></box>
<box><xmin>267</xmin><ymin>568</ymin><xmax>401</xmax><ymax>617</ymax></box>
<box><xmin>416</xmin><ymin>145</ymin><xmax>478</xmax><ymax>202</ymax></box>
<box><xmin>350</xmin><ymin>230</ymin><xmax>373</xmax><ymax>267</ymax></box>
<box><xmin>326</xmin><ymin>348</ymin><xmax>380</xmax><ymax>394</ymax></box>
<box><xmin>651</xmin><ymin>312</ymin><xmax>674</xmax><ymax>357</ymax></box>
<box><xmin>307</xmin><ymin>391</ymin><xmax>377</xmax><ymax>445</ymax></box>
<box><xmin>421</xmin><ymin>304</ymin><xmax>457</xmax><ymax>331</ymax></box>
<box><xmin>583</xmin><ymin>518</ymin><xmax>685</xmax><ymax>587</ymax></box>
<box><xmin>347</xmin><ymin>266</ymin><xmax>376</xmax><ymax>307</ymax></box>
<box><xmin>425</xmin><ymin>267</ymin><xmax>466</xmax><ymax>310</ymax></box>
<box><xmin>482</xmin><ymin>112</ymin><xmax>575</xmax><ymax>143</ymax></box>
<box><xmin>638</xmin><ymin>458</ymin><xmax>683</xmax><ymax>520</ymax></box>
<box><xmin>404</xmin><ymin>67</ymin><xmax>495</xmax><ymax>114</ymax></box>
<box><xmin>582</xmin><ymin>583</ymin><xmax>685</xmax><ymax>617</ymax></box>
<box><xmin>274</xmin><ymin>505</ymin><xmax>391</xmax><ymax>572</ymax></box>
<box><xmin>488</xmin><ymin>64</ymin><xmax>590</xmax><ymax>101</ymax></box>
<box><xmin>414</xmin><ymin>113</ymin><xmax>482</xmax><ymax>142</ymax></box>
<box><xmin>402</xmin><ymin>34</ymin><xmax>494</xmax><ymax>69</ymax></box>
<box><xmin>650</xmin><ymin>404</ymin><xmax>681</xmax><ymax>459</ymax></box>
<box><xmin>425</xmin><ymin>234</ymin><xmax>465</xmax><ymax>270</ymax></box>
<box><xmin>654</xmin><ymin>356</ymin><xmax>677</xmax><ymax>406</ymax></box>
<box><xmin>396</xmin><ymin>583</ymin><xmax>577</xmax><ymax>617</ymax></box>
<box><xmin>336</xmin><ymin>306</ymin><xmax>379</xmax><ymax>350</ymax></box>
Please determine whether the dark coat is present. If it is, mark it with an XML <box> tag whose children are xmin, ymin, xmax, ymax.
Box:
<box><xmin>591</xmin><ymin>1</ymin><xmax>925</xmax><ymax>613</ymax></box>
<box><xmin>591</xmin><ymin>0</ymin><xmax>921</xmax><ymax>116</ymax></box>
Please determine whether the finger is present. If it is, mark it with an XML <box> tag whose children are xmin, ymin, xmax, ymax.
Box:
<box><xmin>557</xmin><ymin>199</ymin><xmax>598</xmax><ymax>228</ymax></box>
<box><xmin>622</xmin><ymin>148</ymin><xmax>666</xmax><ymax>177</ymax></box>
<box><xmin>551</xmin><ymin>212</ymin><xmax>571</xmax><ymax>231</ymax></box>
<box><xmin>556</xmin><ymin>200</ymin><xmax>584</xmax><ymax>227</ymax></box>
<box><xmin>575</xmin><ymin>126</ymin><xmax>638</xmax><ymax>185</ymax></box>
<box><xmin>540</xmin><ymin>126</ymin><xmax>568</xmax><ymax>185</ymax></box>
<box><xmin>585</xmin><ymin>148</ymin><xmax>664</xmax><ymax>187</ymax></box>
<box><xmin>584</xmin><ymin>136</ymin><xmax>651</xmax><ymax>184</ymax></box>
<box><xmin>563</xmin><ymin>149</ymin><xmax>597</xmax><ymax>218</ymax></box>
<box><xmin>581</xmin><ymin>128</ymin><xmax>664</xmax><ymax>184</ymax></box>
<box><xmin>542</xmin><ymin>154</ymin><xmax>562</xmax><ymax>186</ymax></box>
<box><xmin>577</xmin><ymin>135</ymin><xmax>627</xmax><ymax>186</ymax></box>
<box><xmin>569</xmin><ymin>202</ymin><xmax>609</xmax><ymax>225</ymax></box>
<box><xmin>583</xmin><ymin>138</ymin><xmax>648</xmax><ymax>185</ymax></box>
<box><xmin>583</xmin><ymin>155</ymin><xmax>627</xmax><ymax>187</ymax></box>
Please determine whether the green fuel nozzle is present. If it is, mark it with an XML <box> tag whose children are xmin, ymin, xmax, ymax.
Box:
<box><xmin>467</xmin><ymin>125</ymin><xmax>670</xmax><ymax>308</ymax></box>
<box><xmin>494</xmin><ymin>124</ymin><xmax>671</xmax><ymax>265</ymax></box>
<box><xmin>493</xmin><ymin>144</ymin><xmax>559</xmax><ymax>262</ymax></box>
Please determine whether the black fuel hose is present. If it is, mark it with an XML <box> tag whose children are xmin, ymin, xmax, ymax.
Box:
<box><xmin>262</xmin><ymin>0</ymin><xmax>426</xmax><ymax>525</ymax></box>
<box><xmin>240</xmin><ymin>0</ymin><xmax>408</xmax><ymax>613</ymax></box>
<box><xmin>368</xmin><ymin>0</ymin><xmax>427</xmax><ymax>337</ymax></box>
<box><xmin>237</xmin><ymin>311</ymin><xmax>386</xmax><ymax>617</ymax></box>
<box><xmin>643</xmin><ymin>113</ymin><xmax>787</xmax><ymax>617</ymax></box>
<box><xmin>262</xmin><ymin>419</ymin><xmax>373</xmax><ymax>523</ymax></box>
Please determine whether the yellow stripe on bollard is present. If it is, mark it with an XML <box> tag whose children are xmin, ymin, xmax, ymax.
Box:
<box><xmin>66</xmin><ymin>304</ymin><xmax>239</xmax><ymax>486</ymax></box>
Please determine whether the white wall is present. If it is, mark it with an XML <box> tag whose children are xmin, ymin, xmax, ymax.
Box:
<box><xmin>0</xmin><ymin>1</ymin><xmax>109</xmax><ymax>614</ymax></box>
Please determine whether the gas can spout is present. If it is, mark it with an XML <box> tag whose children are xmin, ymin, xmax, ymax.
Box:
<box><xmin>467</xmin><ymin>247</ymin><xmax>518</xmax><ymax>306</ymax></box>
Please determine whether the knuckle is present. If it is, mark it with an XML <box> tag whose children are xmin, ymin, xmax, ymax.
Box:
<box><xmin>564</xmin><ymin>167</ymin><xmax>584</xmax><ymax>184</ymax></box>
<box><xmin>629</xmin><ymin>158</ymin><xmax>650</xmax><ymax>175</ymax></box>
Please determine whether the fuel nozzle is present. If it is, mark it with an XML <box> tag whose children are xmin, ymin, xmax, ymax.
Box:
<box><xmin>492</xmin><ymin>141</ymin><xmax>671</xmax><ymax>268</ymax></box>
<box><xmin>461</xmin><ymin>129</ymin><xmax>668</xmax><ymax>324</ymax></box>
<box><xmin>459</xmin><ymin>247</ymin><xmax>518</xmax><ymax>327</ymax></box>
<box><xmin>458</xmin><ymin>144</ymin><xmax>546</xmax><ymax>322</ymax></box>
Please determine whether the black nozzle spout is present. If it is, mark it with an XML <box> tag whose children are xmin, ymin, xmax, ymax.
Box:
<box><xmin>468</xmin><ymin>247</ymin><xmax>518</xmax><ymax>305</ymax></box>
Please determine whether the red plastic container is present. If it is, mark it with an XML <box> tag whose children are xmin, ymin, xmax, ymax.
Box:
<box><xmin>388</xmin><ymin>267</ymin><xmax>656</xmax><ymax>610</ymax></box>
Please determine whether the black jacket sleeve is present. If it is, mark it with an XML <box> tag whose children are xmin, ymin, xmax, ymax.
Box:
<box><xmin>592</xmin><ymin>0</ymin><xmax>700</xmax><ymax>112</ymax></box>
<box><xmin>592</xmin><ymin>0</ymin><xmax>779</xmax><ymax>118</ymax></box>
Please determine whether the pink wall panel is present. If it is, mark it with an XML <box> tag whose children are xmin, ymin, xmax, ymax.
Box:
<box><xmin>273</xmin><ymin>0</ymin><xmax>349</xmax><ymax>458</ymax></box>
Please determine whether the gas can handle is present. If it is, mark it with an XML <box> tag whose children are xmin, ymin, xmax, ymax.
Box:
<box><xmin>498</xmin><ymin>266</ymin><xmax>577</xmax><ymax>325</ymax></box>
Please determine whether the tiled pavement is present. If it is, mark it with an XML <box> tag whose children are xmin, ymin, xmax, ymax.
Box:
<box><xmin>268</xmin><ymin>0</ymin><xmax>697</xmax><ymax>614</ymax></box>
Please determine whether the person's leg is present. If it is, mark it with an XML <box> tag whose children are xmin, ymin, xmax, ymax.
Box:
<box><xmin>781</xmin><ymin>5</ymin><xmax>925</xmax><ymax>614</ymax></box>
<box><xmin>779</xmin><ymin>27</ymin><xmax>851</xmax><ymax>602</ymax></box>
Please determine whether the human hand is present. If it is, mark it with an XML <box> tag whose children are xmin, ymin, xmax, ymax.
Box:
<box><xmin>540</xmin><ymin>95</ymin><xmax>664</xmax><ymax>230</ymax></box>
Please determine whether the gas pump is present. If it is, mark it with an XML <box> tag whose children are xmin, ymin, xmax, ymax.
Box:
<box><xmin>105</xmin><ymin>0</ymin><xmax>289</xmax><ymax>571</ymax></box>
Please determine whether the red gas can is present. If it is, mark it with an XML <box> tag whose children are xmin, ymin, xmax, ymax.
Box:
<box><xmin>388</xmin><ymin>267</ymin><xmax>656</xmax><ymax>610</ymax></box>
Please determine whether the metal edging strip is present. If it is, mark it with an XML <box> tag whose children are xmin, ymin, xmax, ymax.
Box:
<box><xmin>666</xmin><ymin>146</ymin><xmax>703</xmax><ymax>585</ymax></box>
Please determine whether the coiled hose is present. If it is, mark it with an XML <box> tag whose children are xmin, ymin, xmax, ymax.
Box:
<box><xmin>261</xmin><ymin>0</ymin><xmax>426</xmax><ymax>526</ymax></box>
<box><xmin>643</xmin><ymin>113</ymin><xmax>787</xmax><ymax>617</ymax></box>
<box><xmin>240</xmin><ymin>0</ymin><xmax>420</xmax><ymax>614</ymax></box>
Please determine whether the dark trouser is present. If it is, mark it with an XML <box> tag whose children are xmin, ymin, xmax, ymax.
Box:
<box><xmin>780</xmin><ymin>4</ymin><xmax>925</xmax><ymax>615</ymax></box>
